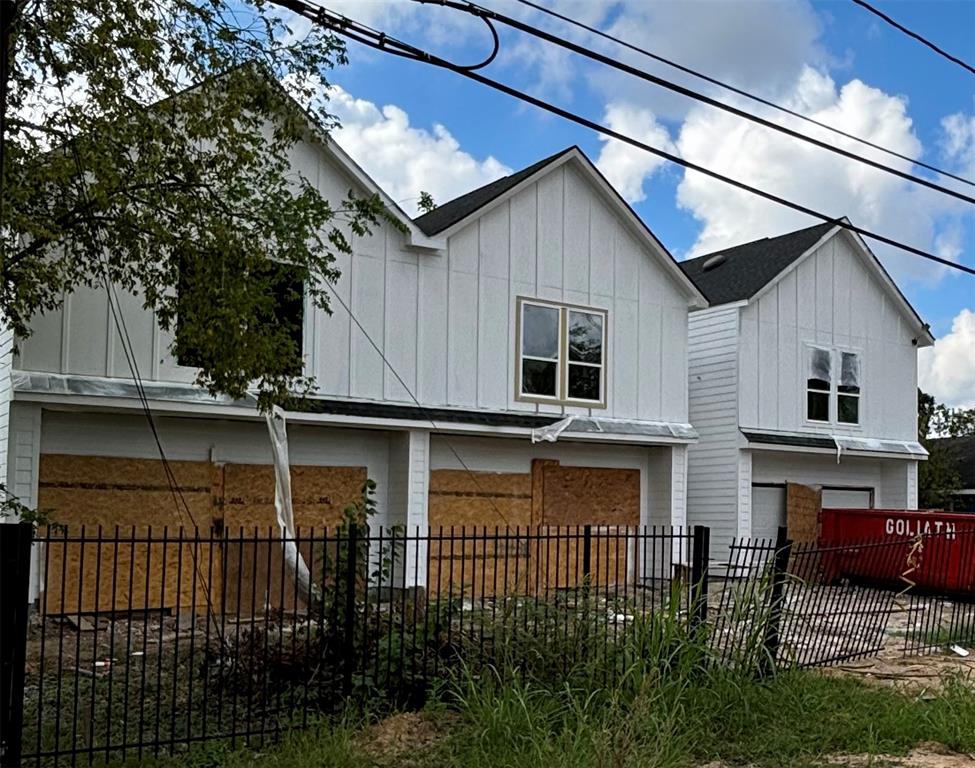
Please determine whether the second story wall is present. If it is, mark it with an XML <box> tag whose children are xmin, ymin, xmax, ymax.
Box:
<box><xmin>313</xmin><ymin>159</ymin><xmax>692</xmax><ymax>422</ymax></box>
<box><xmin>737</xmin><ymin>231</ymin><xmax>919</xmax><ymax>441</ymax></box>
<box><xmin>15</xmin><ymin>144</ymin><xmax>694</xmax><ymax>424</ymax></box>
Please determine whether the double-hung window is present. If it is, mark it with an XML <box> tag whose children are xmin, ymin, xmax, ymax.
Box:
<box><xmin>518</xmin><ymin>298</ymin><xmax>606</xmax><ymax>407</ymax></box>
<box><xmin>805</xmin><ymin>346</ymin><xmax>861</xmax><ymax>425</ymax></box>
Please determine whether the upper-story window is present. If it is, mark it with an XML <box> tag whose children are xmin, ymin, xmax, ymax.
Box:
<box><xmin>176</xmin><ymin>258</ymin><xmax>305</xmax><ymax>371</ymax></box>
<box><xmin>805</xmin><ymin>346</ymin><xmax>861</xmax><ymax>425</ymax></box>
<box><xmin>517</xmin><ymin>297</ymin><xmax>606</xmax><ymax>407</ymax></box>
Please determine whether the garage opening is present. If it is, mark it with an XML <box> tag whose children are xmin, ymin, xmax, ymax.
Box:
<box><xmin>822</xmin><ymin>487</ymin><xmax>874</xmax><ymax>509</ymax></box>
<box><xmin>751</xmin><ymin>483</ymin><xmax>786</xmax><ymax>541</ymax></box>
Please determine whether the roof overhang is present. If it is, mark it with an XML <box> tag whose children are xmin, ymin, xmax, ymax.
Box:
<box><xmin>741</xmin><ymin>429</ymin><xmax>928</xmax><ymax>461</ymax></box>
<box><xmin>12</xmin><ymin>371</ymin><xmax>695</xmax><ymax>447</ymax></box>
<box><xmin>425</xmin><ymin>147</ymin><xmax>709</xmax><ymax>309</ymax></box>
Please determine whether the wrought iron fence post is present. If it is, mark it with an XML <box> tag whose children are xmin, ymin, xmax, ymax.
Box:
<box><xmin>1</xmin><ymin>522</ymin><xmax>33</xmax><ymax>768</ymax></box>
<box><xmin>760</xmin><ymin>525</ymin><xmax>793</xmax><ymax>678</ymax></box>
<box><xmin>691</xmin><ymin>525</ymin><xmax>710</xmax><ymax>633</ymax></box>
<box><xmin>582</xmin><ymin>525</ymin><xmax>592</xmax><ymax>585</ymax></box>
<box><xmin>342</xmin><ymin>523</ymin><xmax>358</xmax><ymax>697</ymax></box>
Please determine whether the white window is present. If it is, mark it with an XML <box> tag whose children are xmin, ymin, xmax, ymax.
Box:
<box><xmin>837</xmin><ymin>352</ymin><xmax>861</xmax><ymax>425</ymax></box>
<box><xmin>805</xmin><ymin>346</ymin><xmax>861</xmax><ymax>425</ymax></box>
<box><xmin>518</xmin><ymin>298</ymin><xmax>606</xmax><ymax>406</ymax></box>
<box><xmin>806</xmin><ymin>347</ymin><xmax>831</xmax><ymax>422</ymax></box>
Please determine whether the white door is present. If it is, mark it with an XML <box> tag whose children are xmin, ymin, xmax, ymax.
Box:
<box><xmin>751</xmin><ymin>485</ymin><xmax>786</xmax><ymax>541</ymax></box>
<box><xmin>822</xmin><ymin>487</ymin><xmax>873</xmax><ymax>509</ymax></box>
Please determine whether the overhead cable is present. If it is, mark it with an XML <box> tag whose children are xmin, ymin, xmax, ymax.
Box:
<box><xmin>851</xmin><ymin>0</ymin><xmax>975</xmax><ymax>77</ymax></box>
<box><xmin>284</xmin><ymin>2</ymin><xmax>975</xmax><ymax>276</ymax></box>
<box><xmin>410</xmin><ymin>0</ymin><xmax>974</xmax><ymax>207</ymax></box>
<box><xmin>509</xmin><ymin>0</ymin><xmax>974</xmax><ymax>189</ymax></box>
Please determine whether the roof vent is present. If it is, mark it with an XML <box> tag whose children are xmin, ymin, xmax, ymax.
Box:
<box><xmin>701</xmin><ymin>253</ymin><xmax>727</xmax><ymax>271</ymax></box>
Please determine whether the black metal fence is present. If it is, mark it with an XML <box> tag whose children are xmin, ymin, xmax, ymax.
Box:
<box><xmin>4</xmin><ymin>523</ymin><xmax>699</xmax><ymax>766</ymax></box>
<box><xmin>2</xmin><ymin>521</ymin><xmax>973</xmax><ymax>767</ymax></box>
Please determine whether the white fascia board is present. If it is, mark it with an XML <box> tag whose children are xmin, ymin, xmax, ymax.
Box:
<box><xmin>318</xmin><ymin>137</ymin><xmax>446</xmax><ymax>252</ymax></box>
<box><xmin>14</xmin><ymin>389</ymin><xmax>696</xmax><ymax>447</ymax></box>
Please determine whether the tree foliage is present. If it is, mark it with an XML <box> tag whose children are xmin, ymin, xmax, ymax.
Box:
<box><xmin>2</xmin><ymin>0</ymin><xmax>391</xmax><ymax>409</ymax></box>
<box><xmin>917</xmin><ymin>390</ymin><xmax>975</xmax><ymax>508</ymax></box>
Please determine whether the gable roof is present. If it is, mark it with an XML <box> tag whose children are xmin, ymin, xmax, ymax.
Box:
<box><xmin>411</xmin><ymin>145</ymin><xmax>708</xmax><ymax>308</ymax></box>
<box><xmin>679</xmin><ymin>222</ymin><xmax>836</xmax><ymax>305</ymax></box>
<box><xmin>414</xmin><ymin>148</ymin><xmax>573</xmax><ymax>236</ymax></box>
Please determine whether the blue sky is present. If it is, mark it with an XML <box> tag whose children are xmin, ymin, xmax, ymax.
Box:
<box><xmin>284</xmin><ymin>0</ymin><xmax>975</xmax><ymax>406</ymax></box>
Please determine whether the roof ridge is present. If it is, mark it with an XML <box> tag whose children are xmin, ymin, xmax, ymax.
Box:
<box><xmin>412</xmin><ymin>146</ymin><xmax>577</xmax><ymax>235</ymax></box>
<box><xmin>685</xmin><ymin>220</ymin><xmax>839</xmax><ymax>265</ymax></box>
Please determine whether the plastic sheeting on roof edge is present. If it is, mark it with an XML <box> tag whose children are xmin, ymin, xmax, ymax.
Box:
<box><xmin>531</xmin><ymin>415</ymin><xmax>697</xmax><ymax>444</ymax></box>
<box><xmin>11</xmin><ymin>370</ymin><xmax>257</xmax><ymax>406</ymax></box>
<box><xmin>832</xmin><ymin>435</ymin><xmax>928</xmax><ymax>463</ymax></box>
<box><xmin>742</xmin><ymin>428</ymin><xmax>927</xmax><ymax>461</ymax></box>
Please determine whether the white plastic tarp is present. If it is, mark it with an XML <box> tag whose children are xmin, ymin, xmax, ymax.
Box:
<box><xmin>266</xmin><ymin>406</ymin><xmax>322</xmax><ymax>606</ymax></box>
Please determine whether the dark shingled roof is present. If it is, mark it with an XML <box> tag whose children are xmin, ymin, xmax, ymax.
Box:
<box><xmin>679</xmin><ymin>222</ymin><xmax>837</xmax><ymax>305</ymax></box>
<box><xmin>933</xmin><ymin>435</ymin><xmax>975</xmax><ymax>488</ymax></box>
<box><xmin>413</xmin><ymin>147</ymin><xmax>575</xmax><ymax>236</ymax></box>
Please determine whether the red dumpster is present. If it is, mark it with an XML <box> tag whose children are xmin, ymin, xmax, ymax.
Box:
<box><xmin>818</xmin><ymin>508</ymin><xmax>975</xmax><ymax>595</ymax></box>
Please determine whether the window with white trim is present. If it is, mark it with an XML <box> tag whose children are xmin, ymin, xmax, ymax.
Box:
<box><xmin>837</xmin><ymin>351</ymin><xmax>861</xmax><ymax>424</ymax></box>
<box><xmin>518</xmin><ymin>298</ymin><xmax>606</xmax><ymax>406</ymax></box>
<box><xmin>804</xmin><ymin>346</ymin><xmax>861</xmax><ymax>425</ymax></box>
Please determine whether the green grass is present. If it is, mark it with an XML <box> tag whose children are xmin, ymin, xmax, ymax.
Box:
<box><xmin>124</xmin><ymin>666</ymin><xmax>975</xmax><ymax>768</ymax></box>
<box><xmin>58</xmin><ymin>592</ymin><xmax>975</xmax><ymax>768</ymax></box>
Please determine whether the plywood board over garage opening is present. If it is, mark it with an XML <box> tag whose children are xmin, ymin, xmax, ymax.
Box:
<box><xmin>427</xmin><ymin>459</ymin><xmax>641</xmax><ymax>596</ymax></box>
<box><xmin>38</xmin><ymin>454</ymin><xmax>216</xmax><ymax>615</ymax></box>
<box><xmin>220</xmin><ymin>462</ymin><xmax>366</xmax><ymax>615</ymax></box>
<box><xmin>39</xmin><ymin>454</ymin><xmax>368</xmax><ymax>616</ymax></box>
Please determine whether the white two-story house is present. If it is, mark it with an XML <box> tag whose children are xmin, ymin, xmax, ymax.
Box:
<box><xmin>680</xmin><ymin>221</ymin><xmax>931</xmax><ymax>556</ymax></box>
<box><xmin>1</xmin><ymin>107</ymin><xmax>708</xmax><ymax>601</ymax></box>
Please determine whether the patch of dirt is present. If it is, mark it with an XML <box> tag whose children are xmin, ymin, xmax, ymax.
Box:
<box><xmin>699</xmin><ymin>744</ymin><xmax>975</xmax><ymax>767</ymax></box>
<box><xmin>823</xmin><ymin>742</ymin><xmax>975</xmax><ymax>766</ymax></box>
<box><xmin>358</xmin><ymin>712</ymin><xmax>459</xmax><ymax>765</ymax></box>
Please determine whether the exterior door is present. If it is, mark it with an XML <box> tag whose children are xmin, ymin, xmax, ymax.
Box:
<box><xmin>751</xmin><ymin>484</ymin><xmax>787</xmax><ymax>541</ymax></box>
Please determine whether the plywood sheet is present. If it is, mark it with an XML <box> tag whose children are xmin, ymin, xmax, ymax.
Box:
<box><xmin>428</xmin><ymin>470</ymin><xmax>532</xmax><ymax>596</ymax></box>
<box><xmin>221</xmin><ymin>463</ymin><xmax>367</xmax><ymax>614</ymax></box>
<box><xmin>541</xmin><ymin>466</ymin><xmax>640</xmax><ymax>527</ymax></box>
<box><xmin>787</xmin><ymin>482</ymin><xmax>822</xmax><ymax>543</ymax></box>
<box><xmin>38</xmin><ymin>454</ymin><xmax>217</xmax><ymax>614</ymax></box>
<box><xmin>428</xmin><ymin>470</ymin><xmax>532</xmax><ymax>528</ymax></box>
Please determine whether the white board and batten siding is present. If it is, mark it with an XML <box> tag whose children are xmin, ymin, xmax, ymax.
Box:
<box><xmin>318</xmin><ymin>161</ymin><xmax>692</xmax><ymax>422</ymax></box>
<box><xmin>685</xmin><ymin>305</ymin><xmax>740</xmax><ymax>556</ymax></box>
<box><xmin>737</xmin><ymin>232</ymin><xmax>918</xmax><ymax>442</ymax></box>
<box><xmin>15</xmin><ymin>152</ymin><xmax>692</xmax><ymax>427</ymax></box>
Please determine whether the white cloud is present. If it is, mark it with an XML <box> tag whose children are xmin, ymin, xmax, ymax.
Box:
<box><xmin>670</xmin><ymin>67</ymin><xmax>966</xmax><ymax>283</ymax></box>
<box><xmin>327</xmin><ymin>86</ymin><xmax>511</xmax><ymax>214</ymax></box>
<box><xmin>587</xmin><ymin>0</ymin><xmax>825</xmax><ymax>121</ymax></box>
<box><xmin>596</xmin><ymin>101</ymin><xmax>673</xmax><ymax>203</ymax></box>
<box><xmin>919</xmin><ymin>309</ymin><xmax>975</xmax><ymax>408</ymax></box>
<box><xmin>941</xmin><ymin>111</ymin><xmax>975</xmax><ymax>180</ymax></box>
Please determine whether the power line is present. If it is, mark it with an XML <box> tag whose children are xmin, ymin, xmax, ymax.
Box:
<box><xmin>322</xmin><ymin>282</ymin><xmax>513</xmax><ymax>525</ymax></box>
<box><xmin>851</xmin><ymin>0</ymin><xmax>975</xmax><ymax>77</ymax></box>
<box><xmin>291</xmin><ymin>2</ymin><xmax>975</xmax><ymax>277</ymax></box>
<box><xmin>411</xmin><ymin>0</ymin><xmax>975</xmax><ymax>207</ymax></box>
<box><xmin>67</xmin><ymin>141</ymin><xmax>224</xmax><ymax>636</ymax></box>
<box><xmin>509</xmin><ymin>0</ymin><xmax>974</xmax><ymax>190</ymax></box>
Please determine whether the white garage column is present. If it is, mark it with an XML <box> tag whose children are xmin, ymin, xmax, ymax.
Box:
<box><xmin>880</xmin><ymin>461</ymin><xmax>917</xmax><ymax>509</ymax></box>
<box><xmin>6</xmin><ymin>403</ymin><xmax>42</xmax><ymax>601</ymax></box>
<box><xmin>646</xmin><ymin>445</ymin><xmax>688</xmax><ymax>529</ymax></box>
<box><xmin>387</xmin><ymin>429</ymin><xmax>430</xmax><ymax>588</ymax></box>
